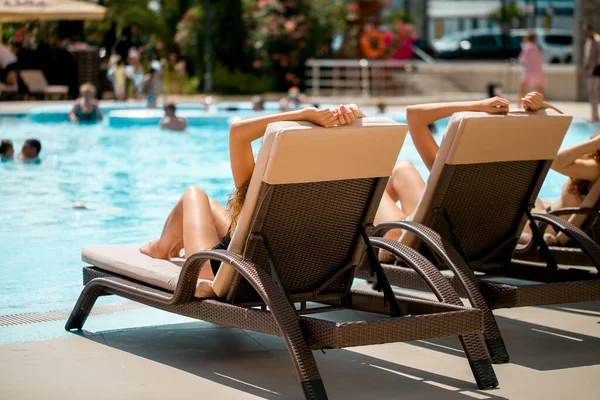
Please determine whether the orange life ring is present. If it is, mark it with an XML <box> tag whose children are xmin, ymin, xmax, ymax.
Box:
<box><xmin>361</xmin><ymin>28</ymin><xmax>386</xmax><ymax>59</ymax></box>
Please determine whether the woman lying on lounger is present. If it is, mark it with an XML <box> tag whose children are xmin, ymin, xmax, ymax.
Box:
<box><xmin>373</xmin><ymin>91</ymin><xmax>568</xmax><ymax>243</ymax></box>
<box><xmin>140</xmin><ymin>105</ymin><xmax>365</xmax><ymax>280</ymax></box>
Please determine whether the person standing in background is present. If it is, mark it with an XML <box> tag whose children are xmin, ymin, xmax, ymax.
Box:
<box><xmin>518</xmin><ymin>31</ymin><xmax>546</xmax><ymax>105</ymax></box>
<box><xmin>581</xmin><ymin>24</ymin><xmax>600</xmax><ymax>122</ymax></box>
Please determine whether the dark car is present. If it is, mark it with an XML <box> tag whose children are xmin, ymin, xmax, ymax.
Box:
<box><xmin>433</xmin><ymin>30</ymin><xmax>521</xmax><ymax>60</ymax></box>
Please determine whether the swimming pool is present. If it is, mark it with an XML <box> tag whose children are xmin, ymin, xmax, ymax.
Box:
<box><xmin>0</xmin><ymin>110</ymin><xmax>597</xmax><ymax>317</ymax></box>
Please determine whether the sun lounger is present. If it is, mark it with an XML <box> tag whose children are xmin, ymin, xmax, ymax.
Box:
<box><xmin>20</xmin><ymin>70</ymin><xmax>68</xmax><ymax>100</ymax></box>
<box><xmin>0</xmin><ymin>81</ymin><xmax>17</xmax><ymax>100</ymax></box>
<box><xmin>357</xmin><ymin>110</ymin><xmax>600</xmax><ymax>365</ymax></box>
<box><xmin>66</xmin><ymin>117</ymin><xmax>498</xmax><ymax>398</ymax></box>
<box><xmin>514</xmin><ymin>178</ymin><xmax>600</xmax><ymax>266</ymax></box>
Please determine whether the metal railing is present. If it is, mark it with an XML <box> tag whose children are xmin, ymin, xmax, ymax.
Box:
<box><xmin>305</xmin><ymin>58</ymin><xmax>420</xmax><ymax>97</ymax></box>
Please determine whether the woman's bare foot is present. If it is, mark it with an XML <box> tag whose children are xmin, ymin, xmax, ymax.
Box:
<box><xmin>140</xmin><ymin>240</ymin><xmax>172</xmax><ymax>259</ymax></box>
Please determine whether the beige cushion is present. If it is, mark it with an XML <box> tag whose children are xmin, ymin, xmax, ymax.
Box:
<box><xmin>212</xmin><ymin>117</ymin><xmax>407</xmax><ymax>297</ymax></box>
<box><xmin>82</xmin><ymin>245</ymin><xmax>216</xmax><ymax>298</ymax></box>
<box><xmin>20</xmin><ymin>70</ymin><xmax>49</xmax><ymax>92</ymax></box>
<box><xmin>402</xmin><ymin>109</ymin><xmax>572</xmax><ymax>248</ymax></box>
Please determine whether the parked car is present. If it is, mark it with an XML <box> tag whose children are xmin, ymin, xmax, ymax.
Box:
<box><xmin>511</xmin><ymin>28</ymin><xmax>573</xmax><ymax>64</ymax></box>
<box><xmin>433</xmin><ymin>30</ymin><xmax>521</xmax><ymax>60</ymax></box>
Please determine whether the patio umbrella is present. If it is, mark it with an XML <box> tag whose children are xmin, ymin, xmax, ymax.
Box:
<box><xmin>0</xmin><ymin>0</ymin><xmax>106</xmax><ymax>23</ymax></box>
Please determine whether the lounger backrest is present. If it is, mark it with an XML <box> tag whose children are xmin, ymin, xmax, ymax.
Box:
<box><xmin>211</xmin><ymin>117</ymin><xmax>407</xmax><ymax>301</ymax></box>
<box><xmin>20</xmin><ymin>70</ymin><xmax>48</xmax><ymax>92</ymax></box>
<box><xmin>401</xmin><ymin>110</ymin><xmax>572</xmax><ymax>269</ymax></box>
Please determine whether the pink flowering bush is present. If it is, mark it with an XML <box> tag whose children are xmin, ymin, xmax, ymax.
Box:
<box><xmin>244</xmin><ymin>0</ymin><xmax>346</xmax><ymax>90</ymax></box>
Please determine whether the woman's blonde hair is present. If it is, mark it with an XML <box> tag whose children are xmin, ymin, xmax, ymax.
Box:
<box><xmin>226</xmin><ymin>180</ymin><xmax>250</xmax><ymax>232</ymax></box>
<box><xmin>568</xmin><ymin>130</ymin><xmax>600</xmax><ymax>199</ymax></box>
<box><xmin>80</xmin><ymin>83</ymin><xmax>96</xmax><ymax>95</ymax></box>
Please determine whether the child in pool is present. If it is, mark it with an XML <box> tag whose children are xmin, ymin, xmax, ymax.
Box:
<box><xmin>0</xmin><ymin>139</ymin><xmax>14</xmax><ymax>160</ymax></box>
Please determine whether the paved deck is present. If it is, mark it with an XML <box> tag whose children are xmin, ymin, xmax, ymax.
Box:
<box><xmin>1</xmin><ymin>291</ymin><xmax>598</xmax><ymax>399</ymax></box>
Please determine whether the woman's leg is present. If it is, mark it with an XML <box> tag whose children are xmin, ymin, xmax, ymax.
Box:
<box><xmin>386</xmin><ymin>161</ymin><xmax>426</xmax><ymax>216</ymax></box>
<box><xmin>375</xmin><ymin>161</ymin><xmax>426</xmax><ymax>241</ymax></box>
<box><xmin>209</xmin><ymin>199</ymin><xmax>231</xmax><ymax>238</ymax></box>
<box><xmin>140</xmin><ymin>187</ymin><xmax>220</xmax><ymax>279</ymax></box>
<box><xmin>534</xmin><ymin>85</ymin><xmax>543</xmax><ymax>97</ymax></box>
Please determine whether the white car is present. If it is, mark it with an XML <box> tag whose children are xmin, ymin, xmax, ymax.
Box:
<box><xmin>511</xmin><ymin>28</ymin><xmax>573</xmax><ymax>64</ymax></box>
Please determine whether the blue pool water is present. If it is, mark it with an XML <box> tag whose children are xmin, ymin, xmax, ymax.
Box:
<box><xmin>0</xmin><ymin>111</ymin><xmax>597</xmax><ymax>317</ymax></box>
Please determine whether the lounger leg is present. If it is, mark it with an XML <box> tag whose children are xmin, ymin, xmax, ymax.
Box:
<box><xmin>459</xmin><ymin>334</ymin><xmax>499</xmax><ymax>389</ymax></box>
<box><xmin>65</xmin><ymin>283</ymin><xmax>105</xmax><ymax>331</ymax></box>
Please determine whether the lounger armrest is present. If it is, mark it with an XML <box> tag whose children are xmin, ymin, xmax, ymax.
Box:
<box><xmin>368</xmin><ymin>237</ymin><xmax>464</xmax><ymax>306</ymax></box>
<box><xmin>182</xmin><ymin>249</ymin><xmax>321</xmax><ymax>384</ymax></box>
<box><xmin>371</xmin><ymin>221</ymin><xmax>493</xmax><ymax>317</ymax></box>
<box><xmin>529</xmin><ymin>213</ymin><xmax>600</xmax><ymax>270</ymax></box>
<box><xmin>547</xmin><ymin>207</ymin><xmax>600</xmax><ymax>218</ymax></box>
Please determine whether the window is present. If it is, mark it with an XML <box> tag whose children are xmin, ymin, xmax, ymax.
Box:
<box><xmin>469</xmin><ymin>35</ymin><xmax>500</xmax><ymax>48</ymax></box>
<box><xmin>544</xmin><ymin>35</ymin><xmax>573</xmax><ymax>46</ymax></box>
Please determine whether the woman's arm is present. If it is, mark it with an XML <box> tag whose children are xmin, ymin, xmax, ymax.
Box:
<box><xmin>551</xmin><ymin>131</ymin><xmax>600</xmax><ymax>181</ymax></box>
<box><xmin>95</xmin><ymin>104</ymin><xmax>103</xmax><ymax>121</ymax></box>
<box><xmin>69</xmin><ymin>103</ymin><xmax>79</xmax><ymax>123</ymax></box>
<box><xmin>406</xmin><ymin>97</ymin><xmax>509</xmax><ymax>170</ymax></box>
<box><xmin>229</xmin><ymin>107</ymin><xmax>343</xmax><ymax>188</ymax></box>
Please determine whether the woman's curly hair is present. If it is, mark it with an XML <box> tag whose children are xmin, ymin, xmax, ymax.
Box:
<box><xmin>226</xmin><ymin>180</ymin><xmax>250</xmax><ymax>232</ymax></box>
<box><xmin>567</xmin><ymin>131</ymin><xmax>600</xmax><ymax>199</ymax></box>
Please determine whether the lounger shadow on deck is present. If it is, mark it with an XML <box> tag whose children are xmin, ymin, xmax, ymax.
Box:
<box><xmin>407</xmin><ymin>312</ymin><xmax>600</xmax><ymax>371</ymax></box>
<box><xmin>76</xmin><ymin>321</ymin><xmax>508</xmax><ymax>400</ymax></box>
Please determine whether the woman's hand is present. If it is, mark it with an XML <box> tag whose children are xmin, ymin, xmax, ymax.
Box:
<box><xmin>333</xmin><ymin>104</ymin><xmax>365</xmax><ymax>125</ymax></box>
<box><xmin>475</xmin><ymin>96</ymin><xmax>510</xmax><ymax>114</ymax></box>
<box><xmin>301</xmin><ymin>107</ymin><xmax>340</xmax><ymax>128</ymax></box>
<box><xmin>521</xmin><ymin>91</ymin><xmax>545</xmax><ymax>111</ymax></box>
<box><xmin>521</xmin><ymin>91</ymin><xmax>564</xmax><ymax>114</ymax></box>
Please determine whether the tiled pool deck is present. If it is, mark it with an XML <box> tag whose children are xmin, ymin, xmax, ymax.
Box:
<box><xmin>1</xmin><ymin>98</ymin><xmax>599</xmax><ymax>399</ymax></box>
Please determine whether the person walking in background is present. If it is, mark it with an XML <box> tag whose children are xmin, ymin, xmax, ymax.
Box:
<box><xmin>107</xmin><ymin>58</ymin><xmax>127</xmax><ymax>101</ymax></box>
<box><xmin>144</xmin><ymin>64</ymin><xmax>163</xmax><ymax>108</ymax></box>
<box><xmin>581</xmin><ymin>24</ymin><xmax>600</xmax><ymax>122</ymax></box>
<box><xmin>518</xmin><ymin>31</ymin><xmax>545</xmax><ymax>106</ymax></box>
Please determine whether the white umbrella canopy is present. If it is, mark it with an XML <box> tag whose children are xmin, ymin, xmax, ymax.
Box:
<box><xmin>0</xmin><ymin>0</ymin><xmax>106</xmax><ymax>23</ymax></box>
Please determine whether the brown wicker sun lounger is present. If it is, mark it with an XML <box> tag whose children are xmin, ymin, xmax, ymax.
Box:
<box><xmin>514</xmin><ymin>178</ymin><xmax>600</xmax><ymax>266</ymax></box>
<box><xmin>66</xmin><ymin>117</ymin><xmax>497</xmax><ymax>399</ymax></box>
<box><xmin>357</xmin><ymin>110</ymin><xmax>600</xmax><ymax>365</ymax></box>
<box><xmin>20</xmin><ymin>69</ymin><xmax>68</xmax><ymax>100</ymax></box>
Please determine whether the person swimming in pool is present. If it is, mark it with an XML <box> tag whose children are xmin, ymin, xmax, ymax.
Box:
<box><xmin>159</xmin><ymin>103</ymin><xmax>187</xmax><ymax>131</ymax></box>
<box><xmin>372</xmin><ymin>91</ymin><xmax>575</xmax><ymax>245</ymax></box>
<box><xmin>0</xmin><ymin>139</ymin><xmax>14</xmax><ymax>160</ymax></box>
<box><xmin>19</xmin><ymin>139</ymin><xmax>41</xmax><ymax>162</ymax></box>
<box><xmin>140</xmin><ymin>104</ymin><xmax>364</xmax><ymax>280</ymax></box>
<box><xmin>69</xmin><ymin>83</ymin><xmax>103</xmax><ymax>124</ymax></box>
